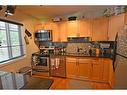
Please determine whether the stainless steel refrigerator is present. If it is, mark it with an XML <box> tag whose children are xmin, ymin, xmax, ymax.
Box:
<box><xmin>113</xmin><ymin>25</ymin><xmax>127</xmax><ymax>89</ymax></box>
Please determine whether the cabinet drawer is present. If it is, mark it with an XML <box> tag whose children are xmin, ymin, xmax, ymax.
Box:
<box><xmin>66</xmin><ymin>57</ymin><xmax>77</xmax><ymax>63</ymax></box>
<box><xmin>78</xmin><ymin>58</ymin><xmax>91</xmax><ymax>63</ymax></box>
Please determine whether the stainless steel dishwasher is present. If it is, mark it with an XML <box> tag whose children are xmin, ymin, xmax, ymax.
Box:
<box><xmin>50</xmin><ymin>56</ymin><xmax>66</xmax><ymax>78</ymax></box>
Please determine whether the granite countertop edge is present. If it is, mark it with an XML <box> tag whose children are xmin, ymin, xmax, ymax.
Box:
<box><xmin>49</xmin><ymin>53</ymin><xmax>113</xmax><ymax>59</ymax></box>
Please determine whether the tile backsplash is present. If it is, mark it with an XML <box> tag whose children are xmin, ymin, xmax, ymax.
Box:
<box><xmin>66</xmin><ymin>43</ymin><xmax>92</xmax><ymax>54</ymax></box>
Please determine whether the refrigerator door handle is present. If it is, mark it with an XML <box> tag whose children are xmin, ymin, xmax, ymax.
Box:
<box><xmin>113</xmin><ymin>32</ymin><xmax>118</xmax><ymax>72</ymax></box>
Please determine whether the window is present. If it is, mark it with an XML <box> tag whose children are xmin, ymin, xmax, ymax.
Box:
<box><xmin>0</xmin><ymin>21</ymin><xmax>24</xmax><ymax>63</ymax></box>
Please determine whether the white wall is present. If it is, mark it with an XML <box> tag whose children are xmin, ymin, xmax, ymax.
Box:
<box><xmin>0</xmin><ymin>18</ymin><xmax>39</xmax><ymax>72</ymax></box>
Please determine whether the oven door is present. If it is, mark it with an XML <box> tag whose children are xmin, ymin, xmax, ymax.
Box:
<box><xmin>37</xmin><ymin>57</ymin><xmax>49</xmax><ymax>71</ymax></box>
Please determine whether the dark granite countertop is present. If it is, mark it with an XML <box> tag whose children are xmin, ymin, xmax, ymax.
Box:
<box><xmin>32</xmin><ymin>52</ymin><xmax>113</xmax><ymax>59</ymax></box>
<box><xmin>50</xmin><ymin>53</ymin><xmax>113</xmax><ymax>59</ymax></box>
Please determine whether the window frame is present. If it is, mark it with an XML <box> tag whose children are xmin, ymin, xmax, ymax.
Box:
<box><xmin>0</xmin><ymin>21</ymin><xmax>25</xmax><ymax>63</ymax></box>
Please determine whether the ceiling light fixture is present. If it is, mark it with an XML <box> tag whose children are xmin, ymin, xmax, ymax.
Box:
<box><xmin>68</xmin><ymin>16</ymin><xmax>77</xmax><ymax>21</ymax></box>
<box><xmin>5</xmin><ymin>5</ymin><xmax>16</xmax><ymax>17</ymax></box>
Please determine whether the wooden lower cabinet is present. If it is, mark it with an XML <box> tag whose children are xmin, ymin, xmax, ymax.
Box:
<box><xmin>90</xmin><ymin>58</ymin><xmax>113</xmax><ymax>83</ymax></box>
<box><xmin>66</xmin><ymin>57</ymin><xmax>77</xmax><ymax>78</ymax></box>
<box><xmin>66</xmin><ymin>57</ymin><xmax>91</xmax><ymax>80</ymax></box>
<box><xmin>78</xmin><ymin>58</ymin><xmax>91</xmax><ymax>79</ymax></box>
<box><xmin>90</xmin><ymin>58</ymin><xmax>103</xmax><ymax>81</ymax></box>
<box><xmin>66</xmin><ymin>57</ymin><xmax>113</xmax><ymax>83</ymax></box>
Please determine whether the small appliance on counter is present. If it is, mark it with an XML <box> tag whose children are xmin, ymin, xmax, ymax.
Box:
<box><xmin>98</xmin><ymin>41</ymin><xmax>115</xmax><ymax>57</ymax></box>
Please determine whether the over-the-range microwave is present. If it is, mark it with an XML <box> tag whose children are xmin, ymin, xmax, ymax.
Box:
<box><xmin>34</xmin><ymin>30</ymin><xmax>52</xmax><ymax>41</ymax></box>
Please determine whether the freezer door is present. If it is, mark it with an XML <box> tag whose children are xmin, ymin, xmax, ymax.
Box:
<box><xmin>117</xmin><ymin>30</ymin><xmax>127</xmax><ymax>57</ymax></box>
<box><xmin>113</xmin><ymin>55</ymin><xmax>127</xmax><ymax>89</ymax></box>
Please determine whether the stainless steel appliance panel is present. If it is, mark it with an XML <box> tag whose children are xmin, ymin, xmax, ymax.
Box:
<box><xmin>116</xmin><ymin>29</ymin><xmax>127</xmax><ymax>57</ymax></box>
<box><xmin>50</xmin><ymin>56</ymin><xmax>66</xmax><ymax>78</ymax></box>
<box><xmin>113</xmin><ymin>25</ymin><xmax>127</xmax><ymax>89</ymax></box>
<box><xmin>35</xmin><ymin>30</ymin><xmax>52</xmax><ymax>41</ymax></box>
<box><xmin>113</xmin><ymin>55</ymin><xmax>127</xmax><ymax>89</ymax></box>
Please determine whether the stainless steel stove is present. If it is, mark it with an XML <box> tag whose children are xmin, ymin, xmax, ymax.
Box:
<box><xmin>32</xmin><ymin>53</ymin><xmax>50</xmax><ymax>72</ymax></box>
<box><xmin>32</xmin><ymin>46</ymin><xmax>55</xmax><ymax>72</ymax></box>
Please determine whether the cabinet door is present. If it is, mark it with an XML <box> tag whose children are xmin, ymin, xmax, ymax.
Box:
<box><xmin>101</xmin><ymin>59</ymin><xmax>113</xmax><ymax>84</ymax></box>
<box><xmin>91</xmin><ymin>59</ymin><xmax>103</xmax><ymax>81</ymax></box>
<box><xmin>66</xmin><ymin>57</ymin><xmax>77</xmax><ymax>78</ymax></box>
<box><xmin>43</xmin><ymin>22</ymin><xmax>52</xmax><ymax>30</ymax></box>
<box><xmin>92</xmin><ymin>17</ymin><xmax>109</xmax><ymax>41</ymax></box>
<box><xmin>34</xmin><ymin>22</ymin><xmax>52</xmax><ymax>31</ymax></box>
<box><xmin>108</xmin><ymin>59</ymin><xmax>114</xmax><ymax>87</ymax></box>
<box><xmin>78</xmin><ymin>19</ymin><xmax>92</xmax><ymax>37</ymax></box>
<box><xmin>101</xmin><ymin>59</ymin><xmax>110</xmax><ymax>82</ymax></box>
<box><xmin>78</xmin><ymin>58</ymin><xmax>91</xmax><ymax>80</ymax></box>
<box><xmin>125</xmin><ymin>12</ymin><xmax>127</xmax><ymax>24</ymax></box>
<box><xmin>34</xmin><ymin>24</ymin><xmax>43</xmax><ymax>31</ymax></box>
<box><xmin>108</xmin><ymin>14</ymin><xmax>124</xmax><ymax>41</ymax></box>
<box><xmin>67</xmin><ymin>21</ymin><xmax>78</xmax><ymax>37</ymax></box>
<box><xmin>51</xmin><ymin>23</ymin><xmax>60</xmax><ymax>42</ymax></box>
<box><xmin>59</xmin><ymin>21</ymin><xmax>67</xmax><ymax>42</ymax></box>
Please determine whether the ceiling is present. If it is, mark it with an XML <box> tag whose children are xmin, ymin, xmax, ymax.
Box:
<box><xmin>0</xmin><ymin>5</ymin><xmax>114</xmax><ymax>22</ymax></box>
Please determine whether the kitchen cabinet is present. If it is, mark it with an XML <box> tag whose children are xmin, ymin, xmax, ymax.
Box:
<box><xmin>66</xmin><ymin>57</ymin><xmax>91</xmax><ymax>80</ymax></box>
<box><xmin>34</xmin><ymin>22</ymin><xmax>52</xmax><ymax>31</ymax></box>
<box><xmin>59</xmin><ymin>21</ymin><xmax>67</xmax><ymax>42</ymax></box>
<box><xmin>102</xmin><ymin>59</ymin><xmax>110</xmax><ymax>82</ymax></box>
<box><xmin>66</xmin><ymin>57</ymin><xmax>112</xmax><ymax>83</ymax></box>
<box><xmin>51</xmin><ymin>23</ymin><xmax>60</xmax><ymax>42</ymax></box>
<box><xmin>78</xmin><ymin>19</ymin><xmax>92</xmax><ymax>37</ymax></box>
<box><xmin>92</xmin><ymin>17</ymin><xmax>109</xmax><ymax>41</ymax></box>
<box><xmin>90</xmin><ymin>58</ymin><xmax>103</xmax><ymax>81</ymax></box>
<box><xmin>108</xmin><ymin>59</ymin><xmax>114</xmax><ymax>87</ymax></box>
<box><xmin>50</xmin><ymin>56</ymin><xmax>66</xmax><ymax>77</ymax></box>
<box><xmin>78</xmin><ymin>58</ymin><xmax>91</xmax><ymax>79</ymax></box>
<box><xmin>66</xmin><ymin>57</ymin><xmax>77</xmax><ymax>78</ymax></box>
<box><xmin>124</xmin><ymin>12</ymin><xmax>127</xmax><ymax>24</ymax></box>
<box><xmin>108</xmin><ymin>13</ymin><xmax>124</xmax><ymax>41</ymax></box>
<box><xmin>67</xmin><ymin>20</ymin><xmax>79</xmax><ymax>37</ymax></box>
<box><xmin>90</xmin><ymin>58</ymin><xmax>112</xmax><ymax>83</ymax></box>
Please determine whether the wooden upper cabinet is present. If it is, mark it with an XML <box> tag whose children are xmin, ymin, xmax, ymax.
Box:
<box><xmin>78</xmin><ymin>19</ymin><xmax>92</xmax><ymax>37</ymax></box>
<box><xmin>59</xmin><ymin>21</ymin><xmax>67</xmax><ymax>42</ymax></box>
<box><xmin>125</xmin><ymin>12</ymin><xmax>127</xmax><ymax>24</ymax></box>
<box><xmin>34</xmin><ymin>24</ymin><xmax>43</xmax><ymax>31</ymax></box>
<box><xmin>34</xmin><ymin>22</ymin><xmax>52</xmax><ymax>31</ymax></box>
<box><xmin>67</xmin><ymin>20</ymin><xmax>79</xmax><ymax>37</ymax></box>
<box><xmin>51</xmin><ymin>22</ymin><xmax>60</xmax><ymax>42</ymax></box>
<box><xmin>92</xmin><ymin>17</ymin><xmax>109</xmax><ymax>41</ymax></box>
<box><xmin>108</xmin><ymin>14</ymin><xmax>124</xmax><ymax>41</ymax></box>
